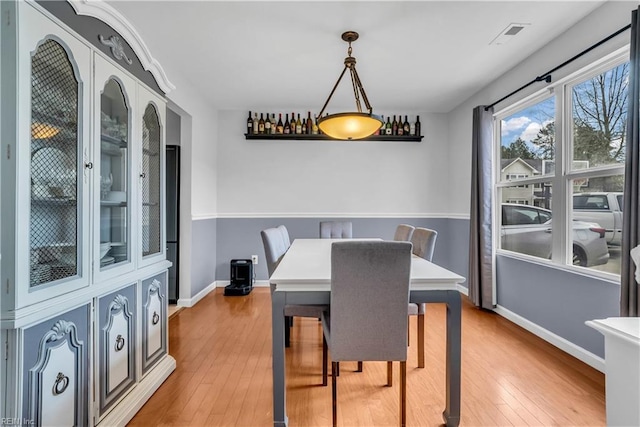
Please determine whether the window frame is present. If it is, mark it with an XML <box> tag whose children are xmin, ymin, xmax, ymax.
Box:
<box><xmin>493</xmin><ymin>46</ymin><xmax>628</xmax><ymax>281</ymax></box>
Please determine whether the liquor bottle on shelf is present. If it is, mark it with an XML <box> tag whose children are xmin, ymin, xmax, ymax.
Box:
<box><xmin>312</xmin><ymin>115</ymin><xmax>319</xmax><ymax>134</ymax></box>
<box><xmin>284</xmin><ymin>113</ymin><xmax>290</xmax><ymax>134</ymax></box>
<box><xmin>392</xmin><ymin>115</ymin><xmax>398</xmax><ymax>135</ymax></box>
<box><xmin>403</xmin><ymin>115</ymin><xmax>410</xmax><ymax>136</ymax></box>
<box><xmin>397</xmin><ymin>114</ymin><xmax>404</xmax><ymax>136</ymax></box>
<box><xmin>253</xmin><ymin>112</ymin><xmax>259</xmax><ymax>134</ymax></box>
<box><xmin>385</xmin><ymin>116</ymin><xmax>392</xmax><ymax>135</ymax></box>
<box><xmin>276</xmin><ymin>113</ymin><xmax>284</xmax><ymax>134</ymax></box>
<box><xmin>415</xmin><ymin>116</ymin><xmax>421</xmax><ymax>136</ymax></box>
<box><xmin>264</xmin><ymin>112</ymin><xmax>271</xmax><ymax>134</ymax></box>
<box><xmin>271</xmin><ymin>114</ymin><xmax>276</xmax><ymax>134</ymax></box>
<box><xmin>258</xmin><ymin>113</ymin><xmax>265</xmax><ymax>134</ymax></box>
<box><xmin>247</xmin><ymin>111</ymin><xmax>253</xmax><ymax>135</ymax></box>
<box><xmin>290</xmin><ymin>112</ymin><xmax>296</xmax><ymax>134</ymax></box>
<box><xmin>306</xmin><ymin>111</ymin><xmax>312</xmax><ymax>134</ymax></box>
<box><xmin>410</xmin><ymin>119</ymin><xmax>416</xmax><ymax>136</ymax></box>
<box><xmin>295</xmin><ymin>113</ymin><xmax>302</xmax><ymax>134</ymax></box>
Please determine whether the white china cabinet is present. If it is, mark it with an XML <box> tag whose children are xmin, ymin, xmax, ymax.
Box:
<box><xmin>1</xmin><ymin>1</ymin><xmax>175</xmax><ymax>425</ymax></box>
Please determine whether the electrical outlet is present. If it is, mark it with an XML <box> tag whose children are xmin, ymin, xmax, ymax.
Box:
<box><xmin>251</xmin><ymin>254</ymin><xmax>258</xmax><ymax>265</ymax></box>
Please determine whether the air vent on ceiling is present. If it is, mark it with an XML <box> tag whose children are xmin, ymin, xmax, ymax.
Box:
<box><xmin>490</xmin><ymin>23</ymin><xmax>530</xmax><ymax>45</ymax></box>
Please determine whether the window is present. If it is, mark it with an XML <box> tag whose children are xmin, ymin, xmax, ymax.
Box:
<box><xmin>496</xmin><ymin>52</ymin><xmax>627</xmax><ymax>276</ymax></box>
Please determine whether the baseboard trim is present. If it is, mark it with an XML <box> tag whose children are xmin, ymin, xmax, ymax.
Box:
<box><xmin>177</xmin><ymin>282</ymin><xmax>216</xmax><ymax>307</ymax></box>
<box><xmin>493</xmin><ymin>305</ymin><xmax>605</xmax><ymax>372</ymax></box>
<box><xmin>97</xmin><ymin>356</ymin><xmax>176</xmax><ymax>426</ymax></box>
<box><xmin>214</xmin><ymin>280</ymin><xmax>270</xmax><ymax>288</ymax></box>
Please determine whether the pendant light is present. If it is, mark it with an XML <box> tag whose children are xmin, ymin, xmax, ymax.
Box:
<box><xmin>317</xmin><ymin>31</ymin><xmax>383</xmax><ymax>140</ymax></box>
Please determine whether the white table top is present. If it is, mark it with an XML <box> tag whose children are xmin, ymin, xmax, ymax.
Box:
<box><xmin>270</xmin><ymin>238</ymin><xmax>466</xmax><ymax>292</ymax></box>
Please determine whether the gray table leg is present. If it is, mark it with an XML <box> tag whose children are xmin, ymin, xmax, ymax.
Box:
<box><xmin>272</xmin><ymin>291</ymin><xmax>288</xmax><ymax>427</ymax></box>
<box><xmin>442</xmin><ymin>290</ymin><xmax>461</xmax><ymax>427</ymax></box>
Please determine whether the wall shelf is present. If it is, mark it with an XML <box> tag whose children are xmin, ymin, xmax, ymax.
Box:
<box><xmin>244</xmin><ymin>133</ymin><xmax>423</xmax><ymax>142</ymax></box>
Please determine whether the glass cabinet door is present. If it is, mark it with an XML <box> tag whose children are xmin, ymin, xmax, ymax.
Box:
<box><xmin>99</xmin><ymin>78</ymin><xmax>131</xmax><ymax>271</ymax></box>
<box><xmin>29</xmin><ymin>39</ymin><xmax>80</xmax><ymax>287</ymax></box>
<box><xmin>141</xmin><ymin>103</ymin><xmax>162</xmax><ymax>259</ymax></box>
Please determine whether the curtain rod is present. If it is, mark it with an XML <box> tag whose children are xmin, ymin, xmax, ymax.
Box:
<box><xmin>484</xmin><ymin>23</ymin><xmax>631</xmax><ymax>111</ymax></box>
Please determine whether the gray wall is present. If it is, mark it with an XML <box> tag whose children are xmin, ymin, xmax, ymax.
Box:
<box><xmin>496</xmin><ymin>255</ymin><xmax>619</xmax><ymax>357</ymax></box>
<box><xmin>214</xmin><ymin>217</ymin><xmax>469</xmax><ymax>283</ymax></box>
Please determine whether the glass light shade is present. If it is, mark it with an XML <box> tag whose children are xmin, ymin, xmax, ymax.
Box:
<box><xmin>317</xmin><ymin>112</ymin><xmax>383</xmax><ymax>140</ymax></box>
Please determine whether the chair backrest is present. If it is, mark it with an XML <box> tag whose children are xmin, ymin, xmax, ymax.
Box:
<box><xmin>329</xmin><ymin>241</ymin><xmax>412</xmax><ymax>362</ymax></box>
<box><xmin>393</xmin><ymin>224</ymin><xmax>415</xmax><ymax>242</ymax></box>
<box><xmin>261</xmin><ymin>225</ymin><xmax>291</xmax><ymax>277</ymax></box>
<box><xmin>411</xmin><ymin>227</ymin><xmax>437</xmax><ymax>261</ymax></box>
<box><xmin>319</xmin><ymin>221</ymin><xmax>353</xmax><ymax>239</ymax></box>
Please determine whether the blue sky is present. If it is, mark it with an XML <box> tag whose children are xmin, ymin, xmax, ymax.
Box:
<box><xmin>500</xmin><ymin>96</ymin><xmax>554</xmax><ymax>151</ymax></box>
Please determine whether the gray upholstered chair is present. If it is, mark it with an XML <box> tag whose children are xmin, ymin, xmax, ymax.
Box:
<box><xmin>406</xmin><ymin>227</ymin><xmax>438</xmax><ymax>368</ymax></box>
<box><xmin>321</xmin><ymin>241</ymin><xmax>412</xmax><ymax>427</ymax></box>
<box><xmin>394</xmin><ymin>224</ymin><xmax>415</xmax><ymax>242</ymax></box>
<box><xmin>319</xmin><ymin>221</ymin><xmax>353</xmax><ymax>239</ymax></box>
<box><xmin>261</xmin><ymin>226</ymin><xmax>328</xmax><ymax>383</ymax></box>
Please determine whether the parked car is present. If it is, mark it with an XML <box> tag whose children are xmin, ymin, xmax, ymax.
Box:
<box><xmin>573</xmin><ymin>192</ymin><xmax>623</xmax><ymax>246</ymax></box>
<box><xmin>501</xmin><ymin>203</ymin><xmax>609</xmax><ymax>267</ymax></box>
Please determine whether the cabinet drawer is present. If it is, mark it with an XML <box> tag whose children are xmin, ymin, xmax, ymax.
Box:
<box><xmin>22</xmin><ymin>304</ymin><xmax>90</xmax><ymax>426</ymax></box>
<box><xmin>141</xmin><ymin>272</ymin><xmax>168</xmax><ymax>374</ymax></box>
<box><xmin>97</xmin><ymin>284</ymin><xmax>137</xmax><ymax>415</ymax></box>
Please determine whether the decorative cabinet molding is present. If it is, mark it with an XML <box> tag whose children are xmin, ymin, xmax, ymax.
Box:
<box><xmin>97</xmin><ymin>285</ymin><xmax>136</xmax><ymax>416</ymax></box>
<box><xmin>1</xmin><ymin>2</ymin><xmax>175</xmax><ymax>426</ymax></box>
<box><xmin>142</xmin><ymin>273</ymin><xmax>168</xmax><ymax>374</ymax></box>
<box><xmin>22</xmin><ymin>305</ymin><xmax>90</xmax><ymax>427</ymax></box>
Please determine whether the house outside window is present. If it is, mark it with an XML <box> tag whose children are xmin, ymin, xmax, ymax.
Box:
<box><xmin>495</xmin><ymin>49</ymin><xmax>628</xmax><ymax>276</ymax></box>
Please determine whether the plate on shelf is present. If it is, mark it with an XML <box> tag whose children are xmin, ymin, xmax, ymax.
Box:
<box><xmin>100</xmin><ymin>256</ymin><xmax>115</xmax><ymax>267</ymax></box>
<box><xmin>31</xmin><ymin>147</ymin><xmax>75</xmax><ymax>184</ymax></box>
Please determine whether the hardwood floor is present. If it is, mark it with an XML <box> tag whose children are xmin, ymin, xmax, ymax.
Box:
<box><xmin>129</xmin><ymin>288</ymin><xmax>605</xmax><ymax>426</ymax></box>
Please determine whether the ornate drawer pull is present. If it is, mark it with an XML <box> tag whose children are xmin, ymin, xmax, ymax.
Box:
<box><xmin>152</xmin><ymin>311</ymin><xmax>160</xmax><ymax>325</ymax></box>
<box><xmin>115</xmin><ymin>334</ymin><xmax>125</xmax><ymax>351</ymax></box>
<box><xmin>53</xmin><ymin>372</ymin><xmax>69</xmax><ymax>395</ymax></box>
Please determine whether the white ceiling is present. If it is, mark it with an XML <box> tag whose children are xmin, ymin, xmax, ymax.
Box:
<box><xmin>107</xmin><ymin>1</ymin><xmax>607</xmax><ymax>113</ymax></box>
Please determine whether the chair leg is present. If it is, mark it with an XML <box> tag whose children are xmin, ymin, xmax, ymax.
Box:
<box><xmin>322</xmin><ymin>336</ymin><xmax>328</xmax><ymax>386</ymax></box>
<box><xmin>418</xmin><ymin>313</ymin><xmax>425</xmax><ymax>368</ymax></box>
<box><xmin>284</xmin><ymin>316</ymin><xmax>291</xmax><ymax>347</ymax></box>
<box><xmin>336</xmin><ymin>362</ymin><xmax>340</xmax><ymax>377</ymax></box>
<box><xmin>332</xmin><ymin>362</ymin><xmax>338</xmax><ymax>427</ymax></box>
<box><xmin>386</xmin><ymin>361</ymin><xmax>393</xmax><ymax>387</ymax></box>
<box><xmin>400</xmin><ymin>361</ymin><xmax>407</xmax><ymax>427</ymax></box>
<box><xmin>407</xmin><ymin>319</ymin><xmax>411</xmax><ymax>346</ymax></box>
<box><xmin>356</xmin><ymin>361</ymin><xmax>363</xmax><ymax>372</ymax></box>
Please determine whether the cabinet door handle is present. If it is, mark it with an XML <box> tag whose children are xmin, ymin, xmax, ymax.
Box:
<box><xmin>53</xmin><ymin>372</ymin><xmax>69</xmax><ymax>395</ymax></box>
<box><xmin>115</xmin><ymin>334</ymin><xmax>125</xmax><ymax>351</ymax></box>
<box><xmin>140</xmin><ymin>172</ymin><xmax>146</xmax><ymax>178</ymax></box>
<box><xmin>152</xmin><ymin>311</ymin><xmax>160</xmax><ymax>325</ymax></box>
<box><xmin>85</xmin><ymin>162</ymin><xmax>93</xmax><ymax>170</ymax></box>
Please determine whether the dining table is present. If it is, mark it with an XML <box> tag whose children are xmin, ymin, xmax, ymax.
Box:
<box><xmin>269</xmin><ymin>238</ymin><xmax>466</xmax><ymax>427</ymax></box>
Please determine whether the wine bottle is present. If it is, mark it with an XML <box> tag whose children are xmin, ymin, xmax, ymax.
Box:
<box><xmin>284</xmin><ymin>114</ymin><xmax>290</xmax><ymax>134</ymax></box>
<box><xmin>410</xmin><ymin>119</ymin><xmax>416</xmax><ymax>136</ymax></box>
<box><xmin>276</xmin><ymin>113</ymin><xmax>284</xmax><ymax>134</ymax></box>
<box><xmin>295</xmin><ymin>113</ymin><xmax>302</xmax><ymax>134</ymax></box>
<box><xmin>258</xmin><ymin>113</ymin><xmax>265</xmax><ymax>134</ymax></box>
<box><xmin>264</xmin><ymin>112</ymin><xmax>271</xmax><ymax>134</ymax></box>
<box><xmin>253</xmin><ymin>112</ymin><xmax>259</xmax><ymax>134</ymax></box>
<box><xmin>403</xmin><ymin>115</ymin><xmax>410</xmax><ymax>136</ymax></box>
<box><xmin>312</xmin><ymin>115</ymin><xmax>319</xmax><ymax>134</ymax></box>
<box><xmin>415</xmin><ymin>116</ymin><xmax>421</xmax><ymax>136</ymax></box>
<box><xmin>247</xmin><ymin>111</ymin><xmax>253</xmax><ymax>135</ymax></box>
<box><xmin>290</xmin><ymin>112</ymin><xmax>296</xmax><ymax>134</ymax></box>
<box><xmin>385</xmin><ymin>116</ymin><xmax>392</xmax><ymax>135</ymax></box>
<box><xmin>397</xmin><ymin>114</ymin><xmax>404</xmax><ymax>136</ymax></box>
<box><xmin>392</xmin><ymin>115</ymin><xmax>398</xmax><ymax>135</ymax></box>
<box><xmin>270</xmin><ymin>113</ymin><xmax>277</xmax><ymax>134</ymax></box>
<box><xmin>306</xmin><ymin>111</ymin><xmax>313</xmax><ymax>134</ymax></box>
